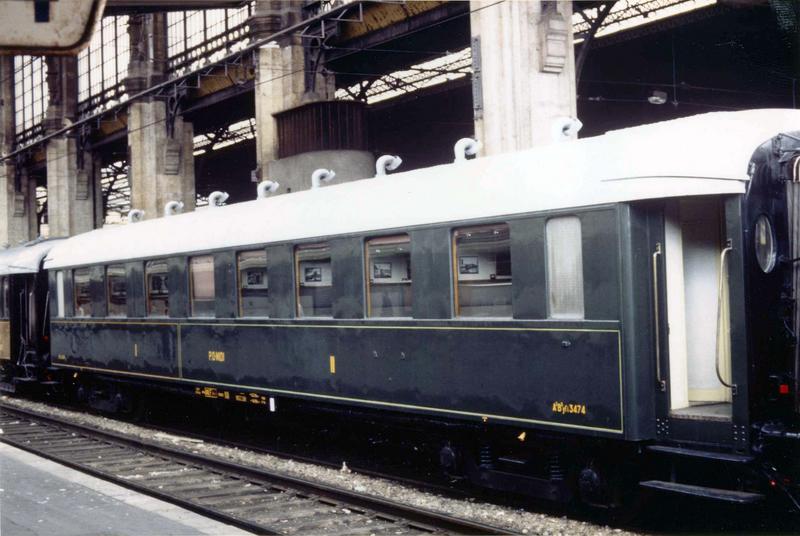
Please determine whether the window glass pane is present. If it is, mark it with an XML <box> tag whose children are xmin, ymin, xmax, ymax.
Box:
<box><xmin>454</xmin><ymin>224</ymin><xmax>512</xmax><ymax>317</ymax></box>
<box><xmin>366</xmin><ymin>235</ymin><xmax>411</xmax><ymax>318</ymax></box>
<box><xmin>190</xmin><ymin>256</ymin><xmax>215</xmax><ymax>317</ymax></box>
<box><xmin>74</xmin><ymin>268</ymin><xmax>93</xmax><ymax>317</ymax></box>
<box><xmin>546</xmin><ymin>216</ymin><xmax>585</xmax><ymax>319</ymax></box>
<box><xmin>56</xmin><ymin>271</ymin><xmax>65</xmax><ymax>318</ymax></box>
<box><xmin>107</xmin><ymin>264</ymin><xmax>127</xmax><ymax>317</ymax></box>
<box><xmin>238</xmin><ymin>250</ymin><xmax>268</xmax><ymax>317</ymax></box>
<box><xmin>146</xmin><ymin>260</ymin><xmax>169</xmax><ymax>316</ymax></box>
<box><xmin>296</xmin><ymin>244</ymin><xmax>332</xmax><ymax>317</ymax></box>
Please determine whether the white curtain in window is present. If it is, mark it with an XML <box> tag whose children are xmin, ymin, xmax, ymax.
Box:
<box><xmin>546</xmin><ymin>216</ymin><xmax>585</xmax><ymax>319</ymax></box>
<box><xmin>56</xmin><ymin>271</ymin><xmax>65</xmax><ymax>318</ymax></box>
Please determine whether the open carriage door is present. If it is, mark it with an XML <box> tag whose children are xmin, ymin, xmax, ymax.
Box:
<box><xmin>664</xmin><ymin>198</ymin><xmax>734</xmax><ymax>417</ymax></box>
<box><xmin>651</xmin><ymin>196</ymin><xmax>749</xmax><ymax>447</ymax></box>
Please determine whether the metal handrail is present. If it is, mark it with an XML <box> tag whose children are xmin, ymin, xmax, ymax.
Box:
<box><xmin>715</xmin><ymin>242</ymin><xmax>736</xmax><ymax>392</ymax></box>
<box><xmin>652</xmin><ymin>242</ymin><xmax>666</xmax><ymax>391</ymax></box>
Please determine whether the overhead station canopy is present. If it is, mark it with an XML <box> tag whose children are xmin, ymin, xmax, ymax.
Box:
<box><xmin>0</xmin><ymin>239</ymin><xmax>65</xmax><ymax>276</ymax></box>
<box><xmin>45</xmin><ymin>109</ymin><xmax>800</xmax><ymax>270</ymax></box>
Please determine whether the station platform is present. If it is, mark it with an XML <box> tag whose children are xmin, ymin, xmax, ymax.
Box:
<box><xmin>0</xmin><ymin>442</ymin><xmax>250</xmax><ymax>536</ymax></box>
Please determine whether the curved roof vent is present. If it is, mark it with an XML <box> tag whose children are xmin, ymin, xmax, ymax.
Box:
<box><xmin>257</xmin><ymin>180</ymin><xmax>280</xmax><ymax>199</ymax></box>
<box><xmin>208</xmin><ymin>191</ymin><xmax>229</xmax><ymax>208</ymax></box>
<box><xmin>375</xmin><ymin>155</ymin><xmax>402</xmax><ymax>177</ymax></box>
<box><xmin>128</xmin><ymin>209</ymin><xmax>145</xmax><ymax>223</ymax></box>
<box><xmin>163</xmin><ymin>201</ymin><xmax>184</xmax><ymax>217</ymax></box>
<box><xmin>311</xmin><ymin>168</ymin><xmax>335</xmax><ymax>189</ymax></box>
<box><xmin>453</xmin><ymin>138</ymin><xmax>480</xmax><ymax>163</ymax></box>
<box><xmin>551</xmin><ymin>116</ymin><xmax>582</xmax><ymax>142</ymax></box>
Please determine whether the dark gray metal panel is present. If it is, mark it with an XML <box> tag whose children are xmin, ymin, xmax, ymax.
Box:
<box><xmin>581</xmin><ymin>209</ymin><xmax>620</xmax><ymax>320</ymax></box>
<box><xmin>214</xmin><ymin>251</ymin><xmax>237</xmax><ymax>319</ymax></box>
<box><xmin>725</xmin><ymin>196</ymin><xmax>750</xmax><ymax>445</ymax></box>
<box><xmin>619</xmin><ymin>203</ymin><xmax>657</xmax><ymax>441</ymax></box>
<box><xmin>410</xmin><ymin>227</ymin><xmax>452</xmax><ymax>319</ymax></box>
<box><xmin>168</xmin><ymin>257</ymin><xmax>188</xmax><ymax>319</ymax></box>
<box><xmin>126</xmin><ymin>262</ymin><xmax>145</xmax><ymax>318</ymax></box>
<box><xmin>510</xmin><ymin>218</ymin><xmax>547</xmax><ymax>319</ymax></box>
<box><xmin>48</xmin><ymin>271</ymin><xmax>58</xmax><ymax>320</ymax></box>
<box><xmin>332</xmin><ymin>237</ymin><xmax>364</xmax><ymax>319</ymax></box>
<box><xmin>266</xmin><ymin>244</ymin><xmax>295</xmax><ymax>319</ymax></box>
<box><xmin>90</xmin><ymin>265</ymin><xmax>107</xmax><ymax>318</ymax></box>
<box><xmin>63</xmin><ymin>269</ymin><xmax>75</xmax><ymax>318</ymax></box>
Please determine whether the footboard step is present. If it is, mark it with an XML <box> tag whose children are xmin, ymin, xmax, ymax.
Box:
<box><xmin>639</xmin><ymin>480</ymin><xmax>764</xmax><ymax>504</ymax></box>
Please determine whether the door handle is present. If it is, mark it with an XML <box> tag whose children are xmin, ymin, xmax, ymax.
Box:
<box><xmin>652</xmin><ymin>242</ymin><xmax>666</xmax><ymax>392</ymax></box>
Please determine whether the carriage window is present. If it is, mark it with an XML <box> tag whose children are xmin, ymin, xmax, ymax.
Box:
<box><xmin>107</xmin><ymin>264</ymin><xmax>127</xmax><ymax>317</ymax></box>
<box><xmin>56</xmin><ymin>271</ymin><xmax>65</xmax><ymax>317</ymax></box>
<box><xmin>296</xmin><ymin>243</ymin><xmax>332</xmax><ymax>317</ymax></box>
<box><xmin>238</xmin><ymin>250</ymin><xmax>268</xmax><ymax>317</ymax></box>
<box><xmin>366</xmin><ymin>235</ymin><xmax>412</xmax><ymax>318</ymax></box>
<box><xmin>73</xmin><ymin>267</ymin><xmax>93</xmax><ymax>317</ymax></box>
<box><xmin>145</xmin><ymin>260</ymin><xmax>169</xmax><ymax>317</ymax></box>
<box><xmin>546</xmin><ymin>216</ymin><xmax>585</xmax><ymax>319</ymax></box>
<box><xmin>454</xmin><ymin>224</ymin><xmax>512</xmax><ymax>317</ymax></box>
<box><xmin>190</xmin><ymin>255</ymin><xmax>215</xmax><ymax>318</ymax></box>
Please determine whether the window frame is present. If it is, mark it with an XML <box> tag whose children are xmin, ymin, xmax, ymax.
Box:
<box><xmin>295</xmin><ymin>242</ymin><xmax>333</xmax><ymax>318</ymax></box>
<box><xmin>189</xmin><ymin>254</ymin><xmax>216</xmax><ymax>318</ymax></box>
<box><xmin>106</xmin><ymin>264</ymin><xmax>127</xmax><ymax>318</ymax></box>
<box><xmin>364</xmin><ymin>234</ymin><xmax>412</xmax><ymax>319</ymax></box>
<box><xmin>451</xmin><ymin>222</ymin><xmax>513</xmax><ymax>319</ymax></box>
<box><xmin>56</xmin><ymin>271</ymin><xmax>65</xmax><ymax>318</ymax></box>
<box><xmin>145</xmin><ymin>259</ymin><xmax>170</xmax><ymax>317</ymax></box>
<box><xmin>236</xmin><ymin>248</ymin><xmax>269</xmax><ymax>318</ymax></box>
<box><xmin>545</xmin><ymin>215</ymin><xmax>585</xmax><ymax>320</ymax></box>
<box><xmin>73</xmin><ymin>266</ymin><xmax>93</xmax><ymax>318</ymax></box>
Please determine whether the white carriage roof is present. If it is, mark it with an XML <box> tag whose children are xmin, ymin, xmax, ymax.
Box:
<box><xmin>0</xmin><ymin>239</ymin><xmax>66</xmax><ymax>275</ymax></box>
<box><xmin>46</xmin><ymin>109</ymin><xmax>800</xmax><ymax>269</ymax></box>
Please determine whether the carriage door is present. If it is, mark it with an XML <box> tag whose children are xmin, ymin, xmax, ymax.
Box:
<box><xmin>661</xmin><ymin>197</ymin><xmax>734</xmax><ymax>422</ymax></box>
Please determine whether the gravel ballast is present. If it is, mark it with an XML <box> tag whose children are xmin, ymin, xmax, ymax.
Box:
<box><xmin>1</xmin><ymin>395</ymin><xmax>640</xmax><ymax>535</ymax></box>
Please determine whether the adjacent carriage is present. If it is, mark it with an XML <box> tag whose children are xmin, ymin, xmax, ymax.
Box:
<box><xmin>3</xmin><ymin>109</ymin><xmax>799</xmax><ymax>510</ymax></box>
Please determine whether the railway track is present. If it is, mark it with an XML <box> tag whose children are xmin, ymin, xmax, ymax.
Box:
<box><xmin>0</xmin><ymin>403</ymin><xmax>514</xmax><ymax>535</ymax></box>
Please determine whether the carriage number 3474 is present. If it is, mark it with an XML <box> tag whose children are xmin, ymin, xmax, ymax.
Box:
<box><xmin>552</xmin><ymin>401</ymin><xmax>587</xmax><ymax>415</ymax></box>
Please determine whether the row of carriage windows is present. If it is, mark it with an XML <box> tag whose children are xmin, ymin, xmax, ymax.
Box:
<box><xmin>61</xmin><ymin>217</ymin><xmax>585</xmax><ymax>320</ymax></box>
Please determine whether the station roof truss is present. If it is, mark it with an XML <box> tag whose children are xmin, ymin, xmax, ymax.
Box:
<box><xmin>5</xmin><ymin>0</ymin><xmax>725</xmax><ymax>164</ymax></box>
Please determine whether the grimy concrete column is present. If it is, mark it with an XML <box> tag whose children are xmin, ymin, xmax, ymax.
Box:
<box><xmin>0</xmin><ymin>57</ymin><xmax>36</xmax><ymax>246</ymax></box>
<box><xmin>126</xmin><ymin>13</ymin><xmax>195</xmax><ymax>220</ymax></box>
<box><xmin>44</xmin><ymin>55</ymin><xmax>96</xmax><ymax>237</ymax></box>
<box><xmin>470</xmin><ymin>0</ymin><xmax>576</xmax><ymax>155</ymax></box>
<box><xmin>251</xmin><ymin>1</ymin><xmax>307</xmax><ymax>178</ymax></box>
<box><xmin>251</xmin><ymin>1</ymin><xmax>372</xmax><ymax>193</ymax></box>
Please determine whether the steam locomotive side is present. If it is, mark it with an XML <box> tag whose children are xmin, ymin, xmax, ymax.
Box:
<box><xmin>3</xmin><ymin>110</ymin><xmax>799</xmax><ymax>510</ymax></box>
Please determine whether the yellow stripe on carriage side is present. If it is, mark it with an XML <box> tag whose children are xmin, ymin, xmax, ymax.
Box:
<box><xmin>51</xmin><ymin>362</ymin><xmax>624</xmax><ymax>434</ymax></box>
<box><xmin>51</xmin><ymin>319</ymin><xmax>620</xmax><ymax>333</ymax></box>
<box><xmin>50</xmin><ymin>319</ymin><xmax>626</xmax><ymax>434</ymax></box>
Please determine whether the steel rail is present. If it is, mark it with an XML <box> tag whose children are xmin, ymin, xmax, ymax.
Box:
<box><xmin>0</xmin><ymin>402</ymin><xmax>515</xmax><ymax>535</ymax></box>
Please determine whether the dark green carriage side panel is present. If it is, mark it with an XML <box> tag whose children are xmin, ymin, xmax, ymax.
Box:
<box><xmin>52</xmin><ymin>321</ymin><xmax>179</xmax><ymax>376</ymax></box>
<box><xmin>332</xmin><ymin>237</ymin><xmax>365</xmax><ymax>319</ymax></box>
<box><xmin>266</xmin><ymin>244</ymin><xmax>296</xmax><ymax>319</ymax></box>
<box><xmin>52</xmin><ymin>320</ymin><xmax>623</xmax><ymax>435</ymax></box>
<box><xmin>410</xmin><ymin>228</ymin><xmax>452</xmax><ymax>319</ymax></box>
<box><xmin>213</xmin><ymin>250</ymin><xmax>237</xmax><ymax>319</ymax></box>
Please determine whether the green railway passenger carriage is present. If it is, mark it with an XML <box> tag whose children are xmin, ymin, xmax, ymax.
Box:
<box><xmin>3</xmin><ymin>109</ymin><xmax>800</xmax><ymax>510</ymax></box>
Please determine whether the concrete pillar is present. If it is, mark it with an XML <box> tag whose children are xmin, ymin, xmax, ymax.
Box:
<box><xmin>128</xmin><ymin>102</ymin><xmax>195</xmax><ymax>219</ymax></box>
<box><xmin>470</xmin><ymin>0</ymin><xmax>577</xmax><ymax>155</ymax></box>
<box><xmin>251</xmin><ymin>0</ymin><xmax>307</xmax><ymax>177</ymax></box>
<box><xmin>0</xmin><ymin>57</ymin><xmax>36</xmax><ymax>246</ymax></box>
<box><xmin>125</xmin><ymin>13</ymin><xmax>195</xmax><ymax>220</ymax></box>
<box><xmin>251</xmin><ymin>1</ymin><xmax>370</xmax><ymax>192</ymax></box>
<box><xmin>43</xmin><ymin>55</ymin><xmax>97</xmax><ymax>237</ymax></box>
